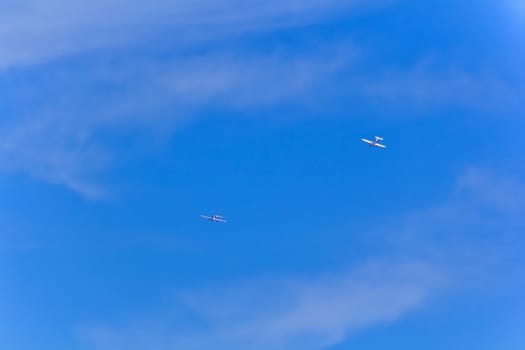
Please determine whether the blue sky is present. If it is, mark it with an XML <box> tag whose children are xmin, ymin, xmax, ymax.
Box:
<box><xmin>1</xmin><ymin>1</ymin><xmax>524</xmax><ymax>349</ymax></box>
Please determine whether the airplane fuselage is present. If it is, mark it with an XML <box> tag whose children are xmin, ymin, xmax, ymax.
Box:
<box><xmin>201</xmin><ymin>215</ymin><xmax>227</xmax><ymax>223</ymax></box>
<box><xmin>361</xmin><ymin>137</ymin><xmax>386</xmax><ymax>149</ymax></box>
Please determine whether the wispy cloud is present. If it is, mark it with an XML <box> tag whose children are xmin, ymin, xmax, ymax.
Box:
<box><xmin>382</xmin><ymin>168</ymin><xmax>525</xmax><ymax>286</ymax></box>
<box><xmin>2</xmin><ymin>42</ymin><xmax>523</xmax><ymax>198</ymax></box>
<box><xmin>0</xmin><ymin>113</ymin><xmax>111</xmax><ymax>199</ymax></box>
<box><xmin>358</xmin><ymin>62</ymin><xmax>525</xmax><ymax>113</ymax></box>
<box><xmin>0</xmin><ymin>0</ymin><xmax>372</xmax><ymax>70</ymax></box>
<box><xmin>0</xmin><ymin>45</ymin><xmax>353</xmax><ymax>197</ymax></box>
<box><xmin>457</xmin><ymin>167</ymin><xmax>525</xmax><ymax>213</ymax></box>
<box><xmin>3</xmin><ymin>50</ymin><xmax>523</xmax><ymax>197</ymax></box>
<box><xmin>1</xmin><ymin>0</ymin><xmax>377</xmax><ymax>173</ymax></box>
<box><xmin>80</xmin><ymin>259</ymin><xmax>444</xmax><ymax>350</ymax></box>
<box><xmin>1</xmin><ymin>1</ymin><xmax>523</xmax><ymax>197</ymax></box>
<box><xmin>75</xmin><ymin>168</ymin><xmax>525</xmax><ymax>349</ymax></box>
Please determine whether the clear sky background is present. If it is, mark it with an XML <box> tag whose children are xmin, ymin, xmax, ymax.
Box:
<box><xmin>1</xmin><ymin>1</ymin><xmax>524</xmax><ymax>349</ymax></box>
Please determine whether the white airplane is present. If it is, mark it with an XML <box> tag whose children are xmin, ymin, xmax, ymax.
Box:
<box><xmin>361</xmin><ymin>136</ymin><xmax>386</xmax><ymax>149</ymax></box>
<box><xmin>200</xmin><ymin>214</ymin><xmax>227</xmax><ymax>223</ymax></box>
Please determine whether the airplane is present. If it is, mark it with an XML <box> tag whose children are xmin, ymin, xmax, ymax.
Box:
<box><xmin>200</xmin><ymin>214</ymin><xmax>227</xmax><ymax>223</ymax></box>
<box><xmin>361</xmin><ymin>136</ymin><xmax>386</xmax><ymax>149</ymax></box>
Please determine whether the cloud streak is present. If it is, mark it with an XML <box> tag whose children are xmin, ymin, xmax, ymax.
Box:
<box><xmin>0</xmin><ymin>0</ymin><xmax>370</xmax><ymax>70</ymax></box>
<box><xmin>81</xmin><ymin>260</ymin><xmax>444</xmax><ymax>350</ymax></box>
<box><xmin>381</xmin><ymin>168</ymin><xmax>525</xmax><ymax>288</ymax></box>
<box><xmin>1</xmin><ymin>2</ymin><xmax>523</xmax><ymax>197</ymax></box>
<box><xmin>77</xmin><ymin>168</ymin><xmax>525</xmax><ymax>349</ymax></box>
<box><xmin>2</xmin><ymin>40</ymin><xmax>523</xmax><ymax>198</ymax></box>
<box><xmin>358</xmin><ymin>63</ymin><xmax>525</xmax><ymax>113</ymax></box>
<box><xmin>0</xmin><ymin>45</ymin><xmax>352</xmax><ymax>197</ymax></box>
<box><xmin>0</xmin><ymin>114</ymin><xmax>110</xmax><ymax>198</ymax></box>
<box><xmin>2</xmin><ymin>48</ymin><xmax>523</xmax><ymax>197</ymax></box>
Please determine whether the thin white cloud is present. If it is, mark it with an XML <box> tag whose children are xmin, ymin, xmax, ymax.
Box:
<box><xmin>457</xmin><ymin>167</ymin><xmax>525</xmax><ymax>214</ymax></box>
<box><xmin>1</xmin><ymin>1</ymin><xmax>523</xmax><ymax>198</ymax></box>
<box><xmin>2</xmin><ymin>45</ymin><xmax>522</xmax><ymax>198</ymax></box>
<box><xmin>0</xmin><ymin>45</ymin><xmax>353</xmax><ymax>198</ymax></box>
<box><xmin>0</xmin><ymin>0</ymin><xmax>371</xmax><ymax>70</ymax></box>
<box><xmin>358</xmin><ymin>63</ymin><xmax>525</xmax><ymax>113</ymax></box>
<box><xmin>382</xmin><ymin>168</ymin><xmax>525</xmax><ymax>285</ymax></box>
<box><xmin>0</xmin><ymin>113</ymin><xmax>110</xmax><ymax>199</ymax></box>
<box><xmin>77</xmin><ymin>168</ymin><xmax>525</xmax><ymax>349</ymax></box>
<box><xmin>81</xmin><ymin>259</ymin><xmax>444</xmax><ymax>350</ymax></box>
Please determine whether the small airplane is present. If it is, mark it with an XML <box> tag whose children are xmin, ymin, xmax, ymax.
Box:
<box><xmin>200</xmin><ymin>214</ymin><xmax>227</xmax><ymax>223</ymax></box>
<box><xmin>361</xmin><ymin>136</ymin><xmax>386</xmax><ymax>149</ymax></box>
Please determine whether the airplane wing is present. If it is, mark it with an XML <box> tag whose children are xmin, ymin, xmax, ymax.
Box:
<box><xmin>216</xmin><ymin>219</ymin><xmax>227</xmax><ymax>223</ymax></box>
<box><xmin>361</xmin><ymin>138</ymin><xmax>373</xmax><ymax>145</ymax></box>
<box><xmin>374</xmin><ymin>143</ymin><xmax>386</xmax><ymax>148</ymax></box>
